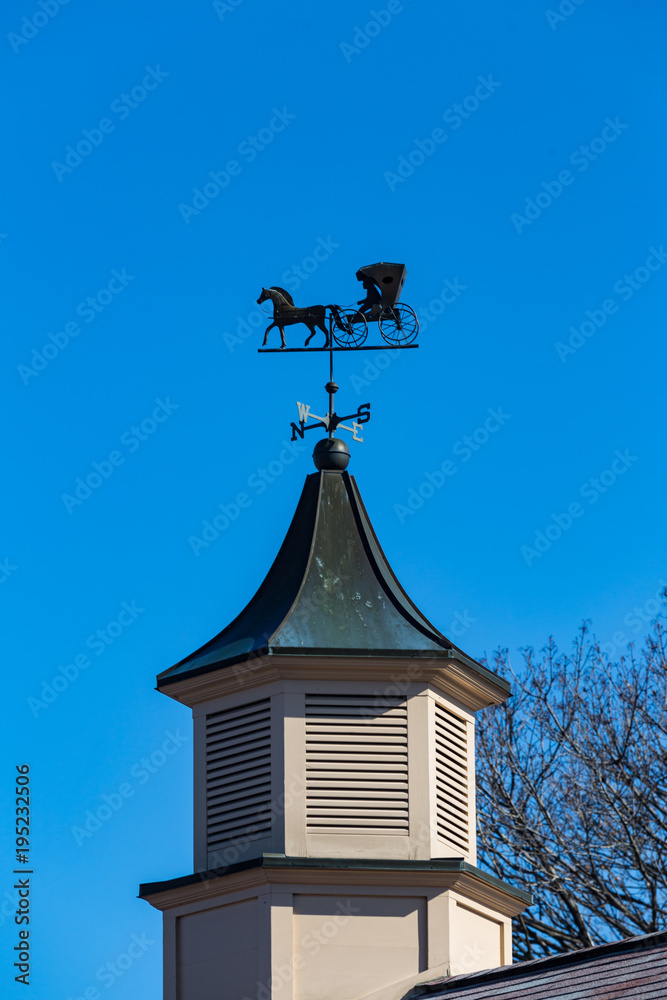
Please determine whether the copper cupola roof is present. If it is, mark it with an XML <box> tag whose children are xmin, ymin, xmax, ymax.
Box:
<box><xmin>157</xmin><ymin>468</ymin><xmax>507</xmax><ymax>694</ymax></box>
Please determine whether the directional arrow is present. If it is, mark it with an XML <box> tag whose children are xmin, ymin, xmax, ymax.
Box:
<box><xmin>291</xmin><ymin>401</ymin><xmax>370</xmax><ymax>443</ymax></box>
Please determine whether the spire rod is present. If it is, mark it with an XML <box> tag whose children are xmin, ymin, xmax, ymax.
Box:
<box><xmin>325</xmin><ymin>343</ymin><xmax>336</xmax><ymax>440</ymax></box>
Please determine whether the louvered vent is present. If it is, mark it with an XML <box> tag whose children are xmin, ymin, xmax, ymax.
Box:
<box><xmin>206</xmin><ymin>699</ymin><xmax>272</xmax><ymax>853</ymax></box>
<box><xmin>434</xmin><ymin>702</ymin><xmax>470</xmax><ymax>854</ymax></box>
<box><xmin>305</xmin><ymin>694</ymin><xmax>408</xmax><ymax>835</ymax></box>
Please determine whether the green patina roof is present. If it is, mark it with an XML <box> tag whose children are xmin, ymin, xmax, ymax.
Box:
<box><xmin>158</xmin><ymin>469</ymin><xmax>507</xmax><ymax>693</ymax></box>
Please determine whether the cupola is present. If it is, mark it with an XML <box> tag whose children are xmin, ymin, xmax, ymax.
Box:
<box><xmin>141</xmin><ymin>447</ymin><xmax>530</xmax><ymax>1000</ymax></box>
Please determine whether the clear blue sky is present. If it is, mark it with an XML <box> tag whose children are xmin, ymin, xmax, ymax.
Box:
<box><xmin>2</xmin><ymin>0</ymin><xmax>666</xmax><ymax>996</ymax></box>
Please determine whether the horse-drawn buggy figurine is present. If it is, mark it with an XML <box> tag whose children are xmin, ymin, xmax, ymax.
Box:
<box><xmin>257</xmin><ymin>261</ymin><xmax>419</xmax><ymax>350</ymax></box>
<box><xmin>336</xmin><ymin>261</ymin><xmax>419</xmax><ymax>347</ymax></box>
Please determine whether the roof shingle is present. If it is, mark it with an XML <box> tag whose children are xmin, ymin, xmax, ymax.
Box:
<box><xmin>421</xmin><ymin>930</ymin><xmax>667</xmax><ymax>999</ymax></box>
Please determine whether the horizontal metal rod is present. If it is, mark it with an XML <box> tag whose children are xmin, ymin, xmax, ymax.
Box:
<box><xmin>257</xmin><ymin>345</ymin><xmax>419</xmax><ymax>353</ymax></box>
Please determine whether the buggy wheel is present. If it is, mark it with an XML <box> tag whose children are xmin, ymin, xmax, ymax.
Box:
<box><xmin>379</xmin><ymin>304</ymin><xmax>419</xmax><ymax>345</ymax></box>
<box><xmin>330</xmin><ymin>308</ymin><xmax>368</xmax><ymax>347</ymax></box>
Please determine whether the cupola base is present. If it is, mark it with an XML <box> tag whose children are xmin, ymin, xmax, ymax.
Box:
<box><xmin>140</xmin><ymin>856</ymin><xmax>530</xmax><ymax>1000</ymax></box>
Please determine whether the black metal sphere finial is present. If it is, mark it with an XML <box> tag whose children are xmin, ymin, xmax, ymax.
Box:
<box><xmin>313</xmin><ymin>437</ymin><xmax>350</xmax><ymax>472</ymax></box>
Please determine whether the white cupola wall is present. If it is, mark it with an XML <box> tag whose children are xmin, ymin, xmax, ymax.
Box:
<box><xmin>189</xmin><ymin>670</ymin><xmax>481</xmax><ymax>872</ymax></box>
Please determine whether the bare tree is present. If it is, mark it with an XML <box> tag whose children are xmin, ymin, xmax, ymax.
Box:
<box><xmin>476</xmin><ymin>602</ymin><xmax>667</xmax><ymax>961</ymax></box>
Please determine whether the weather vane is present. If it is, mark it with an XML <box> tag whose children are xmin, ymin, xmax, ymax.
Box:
<box><xmin>256</xmin><ymin>262</ymin><xmax>419</xmax><ymax>457</ymax></box>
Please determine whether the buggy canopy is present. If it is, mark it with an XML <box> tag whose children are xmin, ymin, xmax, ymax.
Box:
<box><xmin>356</xmin><ymin>262</ymin><xmax>407</xmax><ymax>306</ymax></box>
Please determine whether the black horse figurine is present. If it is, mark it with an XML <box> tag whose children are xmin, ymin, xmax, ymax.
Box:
<box><xmin>257</xmin><ymin>286</ymin><xmax>330</xmax><ymax>348</ymax></box>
